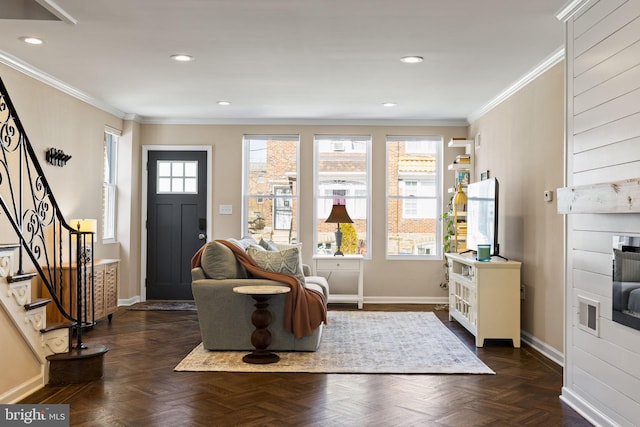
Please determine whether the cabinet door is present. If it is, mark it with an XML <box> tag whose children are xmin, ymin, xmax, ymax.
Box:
<box><xmin>92</xmin><ymin>265</ymin><xmax>105</xmax><ymax>321</ymax></box>
<box><xmin>104</xmin><ymin>262</ymin><xmax>118</xmax><ymax>315</ymax></box>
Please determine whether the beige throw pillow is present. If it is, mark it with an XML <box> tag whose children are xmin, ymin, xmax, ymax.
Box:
<box><xmin>247</xmin><ymin>246</ymin><xmax>306</xmax><ymax>285</ymax></box>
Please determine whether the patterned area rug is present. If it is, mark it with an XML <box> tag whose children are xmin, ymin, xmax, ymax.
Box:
<box><xmin>128</xmin><ymin>301</ymin><xmax>196</xmax><ymax>311</ymax></box>
<box><xmin>175</xmin><ymin>311</ymin><xmax>494</xmax><ymax>374</ymax></box>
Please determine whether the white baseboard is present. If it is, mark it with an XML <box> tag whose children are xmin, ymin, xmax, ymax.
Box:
<box><xmin>118</xmin><ymin>296</ymin><xmax>141</xmax><ymax>307</ymax></box>
<box><xmin>363</xmin><ymin>296</ymin><xmax>449</xmax><ymax>305</ymax></box>
<box><xmin>560</xmin><ymin>387</ymin><xmax>614</xmax><ymax>427</ymax></box>
<box><xmin>521</xmin><ymin>330</ymin><xmax>564</xmax><ymax>367</ymax></box>
<box><xmin>0</xmin><ymin>374</ymin><xmax>44</xmax><ymax>404</ymax></box>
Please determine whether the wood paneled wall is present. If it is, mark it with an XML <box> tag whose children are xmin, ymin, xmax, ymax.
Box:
<box><xmin>562</xmin><ymin>0</ymin><xmax>640</xmax><ymax>425</ymax></box>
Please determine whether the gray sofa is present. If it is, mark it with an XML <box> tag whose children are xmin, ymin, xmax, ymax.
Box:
<box><xmin>191</xmin><ymin>239</ymin><xmax>329</xmax><ymax>351</ymax></box>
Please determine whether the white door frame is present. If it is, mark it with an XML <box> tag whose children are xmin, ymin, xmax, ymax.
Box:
<box><xmin>140</xmin><ymin>145</ymin><xmax>212</xmax><ymax>301</ymax></box>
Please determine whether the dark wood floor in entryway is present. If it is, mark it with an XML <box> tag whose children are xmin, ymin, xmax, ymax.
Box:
<box><xmin>22</xmin><ymin>304</ymin><xmax>591</xmax><ymax>426</ymax></box>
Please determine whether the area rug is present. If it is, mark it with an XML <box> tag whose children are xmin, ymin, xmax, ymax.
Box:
<box><xmin>175</xmin><ymin>311</ymin><xmax>494</xmax><ymax>374</ymax></box>
<box><xmin>128</xmin><ymin>301</ymin><xmax>197</xmax><ymax>311</ymax></box>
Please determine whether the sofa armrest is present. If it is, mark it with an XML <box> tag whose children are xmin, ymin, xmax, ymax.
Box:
<box><xmin>302</xmin><ymin>263</ymin><xmax>312</xmax><ymax>276</ymax></box>
<box><xmin>191</xmin><ymin>267</ymin><xmax>207</xmax><ymax>281</ymax></box>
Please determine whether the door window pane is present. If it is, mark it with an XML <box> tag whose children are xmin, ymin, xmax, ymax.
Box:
<box><xmin>157</xmin><ymin>161</ymin><xmax>198</xmax><ymax>194</ymax></box>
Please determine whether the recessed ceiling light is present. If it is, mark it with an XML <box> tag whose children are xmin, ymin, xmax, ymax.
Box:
<box><xmin>20</xmin><ymin>36</ymin><xmax>45</xmax><ymax>45</ymax></box>
<box><xmin>400</xmin><ymin>56</ymin><xmax>423</xmax><ymax>64</ymax></box>
<box><xmin>383</xmin><ymin>102</ymin><xmax>397</xmax><ymax>107</ymax></box>
<box><xmin>170</xmin><ymin>54</ymin><xmax>194</xmax><ymax>62</ymax></box>
<box><xmin>217</xmin><ymin>101</ymin><xmax>231</xmax><ymax>106</ymax></box>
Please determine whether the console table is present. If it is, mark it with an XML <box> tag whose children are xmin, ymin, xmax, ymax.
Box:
<box><xmin>39</xmin><ymin>259</ymin><xmax>119</xmax><ymax>326</ymax></box>
<box><xmin>445</xmin><ymin>253</ymin><xmax>521</xmax><ymax>347</ymax></box>
<box><xmin>233</xmin><ymin>285</ymin><xmax>290</xmax><ymax>364</ymax></box>
<box><xmin>313</xmin><ymin>255</ymin><xmax>364</xmax><ymax>309</ymax></box>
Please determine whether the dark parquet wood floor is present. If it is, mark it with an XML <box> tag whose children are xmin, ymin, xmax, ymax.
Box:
<box><xmin>22</xmin><ymin>304</ymin><xmax>591</xmax><ymax>426</ymax></box>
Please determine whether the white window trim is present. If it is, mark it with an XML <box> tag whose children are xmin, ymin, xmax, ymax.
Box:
<box><xmin>385</xmin><ymin>135</ymin><xmax>443</xmax><ymax>260</ymax></box>
<box><xmin>313</xmin><ymin>135</ymin><xmax>371</xmax><ymax>259</ymax></box>
<box><xmin>102</xmin><ymin>130</ymin><xmax>119</xmax><ymax>243</ymax></box>
<box><xmin>241</xmin><ymin>135</ymin><xmax>300</xmax><ymax>239</ymax></box>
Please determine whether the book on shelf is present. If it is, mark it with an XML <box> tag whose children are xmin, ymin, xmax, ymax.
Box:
<box><xmin>456</xmin><ymin>170</ymin><xmax>470</xmax><ymax>185</ymax></box>
<box><xmin>455</xmin><ymin>154</ymin><xmax>471</xmax><ymax>164</ymax></box>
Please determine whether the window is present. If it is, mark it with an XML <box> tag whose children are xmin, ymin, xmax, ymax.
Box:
<box><xmin>386</xmin><ymin>136</ymin><xmax>442</xmax><ymax>258</ymax></box>
<box><xmin>102</xmin><ymin>131</ymin><xmax>118</xmax><ymax>241</ymax></box>
<box><xmin>314</xmin><ymin>135</ymin><xmax>370</xmax><ymax>255</ymax></box>
<box><xmin>243</xmin><ymin>135</ymin><xmax>299</xmax><ymax>244</ymax></box>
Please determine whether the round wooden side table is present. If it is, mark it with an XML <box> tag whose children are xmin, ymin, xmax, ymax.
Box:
<box><xmin>233</xmin><ymin>285</ymin><xmax>291</xmax><ymax>364</ymax></box>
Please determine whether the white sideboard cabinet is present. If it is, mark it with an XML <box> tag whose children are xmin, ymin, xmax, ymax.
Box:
<box><xmin>445</xmin><ymin>252</ymin><xmax>521</xmax><ymax>347</ymax></box>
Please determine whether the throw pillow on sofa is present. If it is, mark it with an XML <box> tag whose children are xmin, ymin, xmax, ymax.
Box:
<box><xmin>200</xmin><ymin>241</ymin><xmax>248</xmax><ymax>279</ymax></box>
<box><xmin>247</xmin><ymin>245</ymin><xmax>306</xmax><ymax>285</ymax></box>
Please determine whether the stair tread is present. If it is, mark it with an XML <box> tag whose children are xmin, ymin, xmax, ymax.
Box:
<box><xmin>8</xmin><ymin>272</ymin><xmax>37</xmax><ymax>283</ymax></box>
<box><xmin>25</xmin><ymin>298</ymin><xmax>52</xmax><ymax>311</ymax></box>
<box><xmin>40</xmin><ymin>322</ymin><xmax>75</xmax><ymax>333</ymax></box>
<box><xmin>47</xmin><ymin>345</ymin><xmax>109</xmax><ymax>361</ymax></box>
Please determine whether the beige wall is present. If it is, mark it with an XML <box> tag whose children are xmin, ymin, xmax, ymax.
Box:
<box><xmin>469</xmin><ymin>62</ymin><xmax>565</xmax><ymax>352</ymax></box>
<box><xmin>139</xmin><ymin>124</ymin><xmax>468</xmax><ymax>301</ymax></box>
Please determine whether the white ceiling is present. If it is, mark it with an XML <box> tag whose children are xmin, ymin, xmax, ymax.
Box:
<box><xmin>0</xmin><ymin>0</ymin><xmax>568</xmax><ymax>124</ymax></box>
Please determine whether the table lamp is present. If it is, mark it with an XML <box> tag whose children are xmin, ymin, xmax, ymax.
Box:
<box><xmin>325</xmin><ymin>204</ymin><xmax>353</xmax><ymax>256</ymax></box>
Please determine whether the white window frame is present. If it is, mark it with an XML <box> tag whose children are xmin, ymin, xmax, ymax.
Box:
<box><xmin>385</xmin><ymin>135</ymin><xmax>443</xmax><ymax>260</ymax></box>
<box><xmin>242</xmin><ymin>135</ymin><xmax>300</xmax><ymax>240</ymax></box>
<box><xmin>313</xmin><ymin>135</ymin><xmax>371</xmax><ymax>258</ymax></box>
<box><xmin>102</xmin><ymin>130</ymin><xmax>119</xmax><ymax>242</ymax></box>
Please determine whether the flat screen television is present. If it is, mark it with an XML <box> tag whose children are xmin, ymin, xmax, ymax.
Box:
<box><xmin>466</xmin><ymin>177</ymin><xmax>500</xmax><ymax>256</ymax></box>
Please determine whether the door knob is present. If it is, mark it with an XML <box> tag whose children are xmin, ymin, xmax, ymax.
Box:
<box><xmin>198</xmin><ymin>233</ymin><xmax>206</xmax><ymax>240</ymax></box>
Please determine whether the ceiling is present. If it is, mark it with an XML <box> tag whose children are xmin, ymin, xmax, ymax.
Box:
<box><xmin>0</xmin><ymin>0</ymin><xmax>568</xmax><ymax>124</ymax></box>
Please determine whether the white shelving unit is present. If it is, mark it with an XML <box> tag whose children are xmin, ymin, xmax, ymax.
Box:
<box><xmin>445</xmin><ymin>252</ymin><xmax>521</xmax><ymax>347</ymax></box>
<box><xmin>447</xmin><ymin>138</ymin><xmax>474</xmax><ymax>252</ymax></box>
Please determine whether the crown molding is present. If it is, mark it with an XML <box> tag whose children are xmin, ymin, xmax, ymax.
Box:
<box><xmin>0</xmin><ymin>49</ymin><xmax>127</xmax><ymax>119</ymax></box>
<box><xmin>556</xmin><ymin>0</ymin><xmax>595</xmax><ymax>22</ymax></box>
<box><xmin>34</xmin><ymin>0</ymin><xmax>77</xmax><ymax>24</ymax></box>
<box><xmin>467</xmin><ymin>46</ymin><xmax>565</xmax><ymax>124</ymax></box>
<box><xmin>137</xmin><ymin>117</ymin><xmax>470</xmax><ymax>127</ymax></box>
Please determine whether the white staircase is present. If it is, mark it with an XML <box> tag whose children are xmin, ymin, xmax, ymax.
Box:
<box><xmin>0</xmin><ymin>244</ymin><xmax>70</xmax><ymax>402</ymax></box>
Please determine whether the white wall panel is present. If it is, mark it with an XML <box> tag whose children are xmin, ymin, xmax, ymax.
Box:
<box><xmin>573</xmin><ymin>365</ymin><xmax>640</xmax><ymax>427</ymax></box>
<box><xmin>574</xmin><ymin>63</ymin><xmax>640</xmax><ymax>114</ymax></box>
<box><xmin>573</xmin><ymin>161</ymin><xmax>640</xmax><ymax>185</ymax></box>
<box><xmin>573</xmin><ymin>136</ymin><xmax>640</xmax><ymax>172</ymax></box>
<box><xmin>573</xmin><ymin>0</ymin><xmax>626</xmax><ymax>38</ymax></box>
<box><xmin>573</xmin><ymin>112</ymin><xmax>640</xmax><ymax>153</ymax></box>
<box><xmin>564</xmin><ymin>1</ymin><xmax>640</xmax><ymax>423</ymax></box>
<box><xmin>574</xmin><ymin>10</ymin><xmax>640</xmax><ymax>76</ymax></box>
<box><xmin>574</xmin><ymin>87</ymin><xmax>640</xmax><ymax>133</ymax></box>
<box><xmin>574</xmin><ymin>40</ymin><xmax>640</xmax><ymax>95</ymax></box>
<box><xmin>574</xmin><ymin>0</ymin><xmax>640</xmax><ymax>57</ymax></box>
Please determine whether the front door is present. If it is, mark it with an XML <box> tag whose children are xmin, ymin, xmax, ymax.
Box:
<box><xmin>146</xmin><ymin>150</ymin><xmax>207</xmax><ymax>300</ymax></box>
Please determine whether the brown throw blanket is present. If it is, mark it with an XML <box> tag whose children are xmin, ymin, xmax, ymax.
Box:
<box><xmin>191</xmin><ymin>240</ymin><xmax>327</xmax><ymax>339</ymax></box>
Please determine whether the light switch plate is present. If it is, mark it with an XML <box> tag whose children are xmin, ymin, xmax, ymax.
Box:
<box><xmin>219</xmin><ymin>204</ymin><xmax>232</xmax><ymax>215</ymax></box>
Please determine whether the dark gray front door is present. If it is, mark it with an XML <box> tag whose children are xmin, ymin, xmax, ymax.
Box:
<box><xmin>146</xmin><ymin>150</ymin><xmax>207</xmax><ymax>300</ymax></box>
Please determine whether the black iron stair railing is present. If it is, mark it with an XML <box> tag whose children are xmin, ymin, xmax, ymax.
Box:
<box><xmin>0</xmin><ymin>76</ymin><xmax>94</xmax><ymax>350</ymax></box>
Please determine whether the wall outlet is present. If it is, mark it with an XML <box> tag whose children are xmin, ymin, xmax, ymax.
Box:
<box><xmin>520</xmin><ymin>284</ymin><xmax>525</xmax><ymax>300</ymax></box>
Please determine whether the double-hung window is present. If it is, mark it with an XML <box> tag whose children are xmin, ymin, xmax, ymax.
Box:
<box><xmin>102</xmin><ymin>130</ymin><xmax>118</xmax><ymax>242</ymax></box>
<box><xmin>242</xmin><ymin>135</ymin><xmax>299</xmax><ymax>244</ymax></box>
<box><xmin>314</xmin><ymin>135</ymin><xmax>370</xmax><ymax>255</ymax></box>
<box><xmin>386</xmin><ymin>135</ymin><xmax>442</xmax><ymax>258</ymax></box>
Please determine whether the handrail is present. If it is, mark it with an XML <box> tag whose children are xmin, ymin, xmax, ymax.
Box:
<box><xmin>0</xmin><ymin>76</ymin><xmax>93</xmax><ymax>349</ymax></box>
